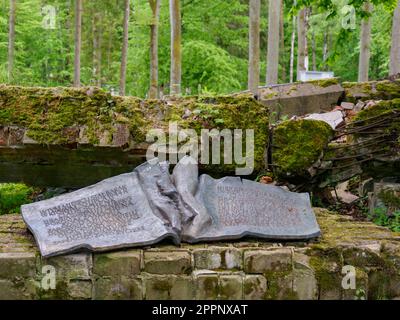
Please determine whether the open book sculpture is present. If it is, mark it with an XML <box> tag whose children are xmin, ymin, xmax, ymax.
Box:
<box><xmin>22</xmin><ymin>157</ymin><xmax>321</xmax><ymax>257</ymax></box>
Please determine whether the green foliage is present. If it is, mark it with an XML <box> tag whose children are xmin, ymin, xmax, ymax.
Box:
<box><xmin>0</xmin><ymin>0</ymin><xmax>397</xmax><ymax>96</ymax></box>
<box><xmin>182</xmin><ymin>41</ymin><xmax>241</xmax><ymax>94</ymax></box>
<box><xmin>0</xmin><ymin>183</ymin><xmax>34</xmax><ymax>215</ymax></box>
<box><xmin>369</xmin><ymin>207</ymin><xmax>400</xmax><ymax>232</ymax></box>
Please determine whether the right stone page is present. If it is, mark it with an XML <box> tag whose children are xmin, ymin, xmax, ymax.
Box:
<box><xmin>173</xmin><ymin>157</ymin><xmax>321</xmax><ymax>243</ymax></box>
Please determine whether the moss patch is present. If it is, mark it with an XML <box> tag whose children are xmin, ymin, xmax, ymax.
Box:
<box><xmin>307</xmin><ymin>78</ymin><xmax>340</xmax><ymax>88</ymax></box>
<box><xmin>0</xmin><ymin>183</ymin><xmax>35</xmax><ymax>215</ymax></box>
<box><xmin>0</xmin><ymin>85</ymin><xmax>269</xmax><ymax>175</ymax></box>
<box><xmin>343</xmin><ymin>80</ymin><xmax>400</xmax><ymax>102</ymax></box>
<box><xmin>272</xmin><ymin>119</ymin><xmax>333</xmax><ymax>179</ymax></box>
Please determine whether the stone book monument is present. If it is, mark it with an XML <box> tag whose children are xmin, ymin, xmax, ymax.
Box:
<box><xmin>22</xmin><ymin>157</ymin><xmax>321</xmax><ymax>257</ymax></box>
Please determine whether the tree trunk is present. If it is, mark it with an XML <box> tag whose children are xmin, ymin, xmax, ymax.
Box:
<box><xmin>323</xmin><ymin>31</ymin><xmax>328</xmax><ymax>71</ymax></box>
<box><xmin>289</xmin><ymin>11</ymin><xmax>296</xmax><ymax>83</ymax></box>
<box><xmin>120</xmin><ymin>0</ymin><xmax>130</xmax><ymax>96</ymax></box>
<box><xmin>74</xmin><ymin>0</ymin><xmax>82</xmax><ymax>87</ymax></box>
<box><xmin>92</xmin><ymin>12</ymin><xmax>102</xmax><ymax>87</ymax></box>
<box><xmin>149</xmin><ymin>0</ymin><xmax>161</xmax><ymax>99</ymax></box>
<box><xmin>279</xmin><ymin>1</ymin><xmax>286</xmax><ymax>83</ymax></box>
<box><xmin>358</xmin><ymin>2</ymin><xmax>373</xmax><ymax>82</ymax></box>
<box><xmin>248</xmin><ymin>0</ymin><xmax>260</xmax><ymax>94</ymax></box>
<box><xmin>170</xmin><ymin>0</ymin><xmax>182</xmax><ymax>95</ymax></box>
<box><xmin>312</xmin><ymin>30</ymin><xmax>316</xmax><ymax>71</ymax></box>
<box><xmin>7</xmin><ymin>0</ymin><xmax>16</xmax><ymax>82</ymax></box>
<box><xmin>297</xmin><ymin>8</ymin><xmax>307</xmax><ymax>80</ymax></box>
<box><xmin>266</xmin><ymin>0</ymin><xmax>281</xmax><ymax>85</ymax></box>
<box><xmin>390</xmin><ymin>0</ymin><xmax>400</xmax><ymax>76</ymax></box>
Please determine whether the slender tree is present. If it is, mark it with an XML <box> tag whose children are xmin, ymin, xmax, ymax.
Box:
<box><xmin>279</xmin><ymin>1</ymin><xmax>286</xmax><ymax>82</ymax></box>
<box><xmin>390</xmin><ymin>0</ymin><xmax>400</xmax><ymax>76</ymax></box>
<box><xmin>149</xmin><ymin>0</ymin><xmax>161</xmax><ymax>99</ymax></box>
<box><xmin>266</xmin><ymin>0</ymin><xmax>281</xmax><ymax>85</ymax></box>
<box><xmin>74</xmin><ymin>0</ymin><xmax>82</xmax><ymax>87</ymax></box>
<box><xmin>297</xmin><ymin>8</ymin><xmax>307</xmax><ymax>80</ymax></box>
<box><xmin>248</xmin><ymin>0</ymin><xmax>260</xmax><ymax>94</ymax></box>
<box><xmin>7</xmin><ymin>0</ymin><xmax>16</xmax><ymax>82</ymax></box>
<box><xmin>170</xmin><ymin>0</ymin><xmax>182</xmax><ymax>95</ymax></box>
<box><xmin>93</xmin><ymin>11</ymin><xmax>103</xmax><ymax>86</ymax></box>
<box><xmin>358</xmin><ymin>2</ymin><xmax>373</xmax><ymax>82</ymax></box>
<box><xmin>120</xmin><ymin>0</ymin><xmax>130</xmax><ymax>95</ymax></box>
<box><xmin>289</xmin><ymin>8</ymin><xmax>296</xmax><ymax>83</ymax></box>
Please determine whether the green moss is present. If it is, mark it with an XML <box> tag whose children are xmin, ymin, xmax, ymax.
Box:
<box><xmin>163</xmin><ymin>95</ymin><xmax>269</xmax><ymax>175</ymax></box>
<box><xmin>343</xmin><ymin>80</ymin><xmax>400</xmax><ymax>102</ymax></box>
<box><xmin>272</xmin><ymin>119</ymin><xmax>333</xmax><ymax>179</ymax></box>
<box><xmin>350</xmin><ymin>99</ymin><xmax>400</xmax><ymax>142</ymax></box>
<box><xmin>307</xmin><ymin>78</ymin><xmax>339</xmax><ymax>88</ymax></box>
<box><xmin>0</xmin><ymin>183</ymin><xmax>35</xmax><ymax>215</ymax></box>
<box><xmin>0</xmin><ymin>86</ymin><xmax>269</xmax><ymax>175</ymax></box>
<box><xmin>264</xmin><ymin>270</ymin><xmax>297</xmax><ymax>300</ymax></box>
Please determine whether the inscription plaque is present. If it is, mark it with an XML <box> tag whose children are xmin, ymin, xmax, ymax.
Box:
<box><xmin>22</xmin><ymin>156</ymin><xmax>320</xmax><ymax>257</ymax></box>
<box><xmin>22</xmin><ymin>161</ymin><xmax>180</xmax><ymax>257</ymax></box>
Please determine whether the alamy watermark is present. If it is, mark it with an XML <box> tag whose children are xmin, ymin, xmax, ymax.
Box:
<box><xmin>145</xmin><ymin>122</ymin><xmax>255</xmax><ymax>175</ymax></box>
<box><xmin>41</xmin><ymin>5</ymin><xmax>56</xmax><ymax>30</ymax></box>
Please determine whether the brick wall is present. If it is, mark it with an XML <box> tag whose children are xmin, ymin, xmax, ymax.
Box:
<box><xmin>1</xmin><ymin>209</ymin><xmax>400</xmax><ymax>300</ymax></box>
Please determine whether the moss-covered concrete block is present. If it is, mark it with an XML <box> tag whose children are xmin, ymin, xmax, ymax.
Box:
<box><xmin>244</xmin><ymin>248</ymin><xmax>293</xmax><ymax>273</ymax></box>
<box><xmin>243</xmin><ymin>275</ymin><xmax>267</xmax><ymax>300</ymax></box>
<box><xmin>144</xmin><ymin>275</ymin><xmax>194</xmax><ymax>300</ymax></box>
<box><xmin>0</xmin><ymin>252</ymin><xmax>37</xmax><ymax>279</ymax></box>
<box><xmin>193</xmin><ymin>247</ymin><xmax>242</xmax><ymax>270</ymax></box>
<box><xmin>93</xmin><ymin>250</ymin><xmax>141</xmax><ymax>277</ymax></box>
<box><xmin>144</xmin><ymin>251</ymin><xmax>191</xmax><ymax>275</ymax></box>
<box><xmin>272</xmin><ymin>119</ymin><xmax>333</xmax><ymax>179</ymax></box>
<box><xmin>342</xmin><ymin>247</ymin><xmax>385</xmax><ymax>270</ymax></box>
<box><xmin>219</xmin><ymin>275</ymin><xmax>243</xmax><ymax>300</ymax></box>
<box><xmin>94</xmin><ymin>276</ymin><xmax>142</xmax><ymax>300</ymax></box>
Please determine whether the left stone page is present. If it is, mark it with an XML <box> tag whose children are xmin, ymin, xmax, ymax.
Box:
<box><xmin>22</xmin><ymin>164</ymin><xmax>180</xmax><ymax>257</ymax></box>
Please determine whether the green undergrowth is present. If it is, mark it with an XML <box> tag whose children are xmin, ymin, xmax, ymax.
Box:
<box><xmin>0</xmin><ymin>183</ymin><xmax>35</xmax><ymax>215</ymax></box>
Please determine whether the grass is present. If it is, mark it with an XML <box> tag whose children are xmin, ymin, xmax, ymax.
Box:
<box><xmin>0</xmin><ymin>183</ymin><xmax>35</xmax><ymax>215</ymax></box>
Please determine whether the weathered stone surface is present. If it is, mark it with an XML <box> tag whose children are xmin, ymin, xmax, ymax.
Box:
<box><xmin>93</xmin><ymin>250</ymin><xmax>141</xmax><ymax>277</ymax></box>
<box><xmin>4</xmin><ymin>206</ymin><xmax>400</xmax><ymax>300</ymax></box>
<box><xmin>144</xmin><ymin>275</ymin><xmax>194</xmax><ymax>300</ymax></box>
<box><xmin>144</xmin><ymin>251</ymin><xmax>191</xmax><ymax>275</ymax></box>
<box><xmin>195</xmin><ymin>272</ymin><xmax>219</xmax><ymax>300</ymax></box>
<box><xmin>219</xmin><ymin>275</ymin><xmax>243</xmax><ymax>300</ymax></box>
<box><xmin>68</xmin><ymin>280</ymin><xmax>93</xmax><ymax>300</ymax></box>
<box><xmin>193</xmin><ymin>247</ymin><xmax>242</xmax><ymax>270</ymax></box>
<box><xmin>259</xmin><ymin>80</ymin><xmax>344</xmax><ymax>119</ymax></box>
<box><xmin>94</xmin><ymin>276</ymin><xmax>142</xmax><ymax>300</ymax></box>
<box><xmin>0</xmin><ymin>252</ymin><xmax>37</xmax><ymax>279</ymax></box>
<box><xmin>0</xmin><ymin>279</ymin><xmax>34</xmax><ymax>300</ymax></box>
<box><xmin>244</xmin><ymin>275</ymin><xmax>267</xmax><ymax>300</ymax></box>
<box><xmin>244</xmin><ymin>248</ymin><xmax>293</xmax><ymax>273</ymax></box>
<box><xmin>22</xmin><ymin>160</ymin><xmax>179</xmax><ymax>257</ymax></box>
<box><xmin>43</xmin><ymin>253</ymin><xmax>92</xmax><ymax>280</ymax></box>
<box><xmin>304</xmin><ymin>110</ymin><xmax>344</xmax><ymax>130</ymax></box>
<box><xmin>293</xmin><ymin>254</ymin><xmax>318</xmax><ymax>300</ymax></box>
